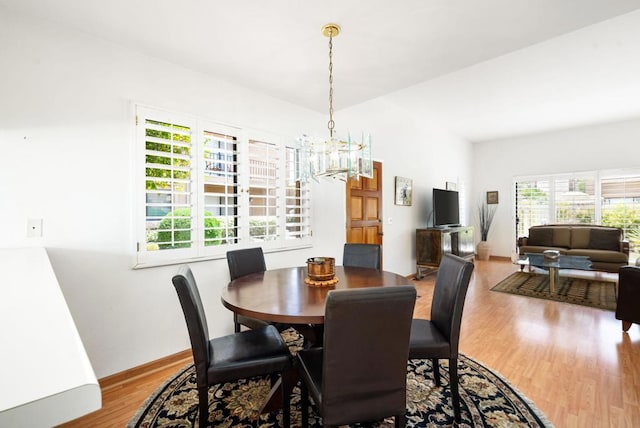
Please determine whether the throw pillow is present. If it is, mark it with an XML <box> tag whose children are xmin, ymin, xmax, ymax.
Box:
<box><xmin>527</xmin><ymin>228</ymin><xmax>554</xmax><ymax>247</ymax></box>
<box><xmin>588</xmin><ymin>228</ymin><xmax>620</xmax><ymax>251</ymax></box>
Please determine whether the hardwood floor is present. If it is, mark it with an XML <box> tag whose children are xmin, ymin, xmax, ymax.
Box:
<box><xmin>58</xmin><ymin>349</ymin><xmax>193</xmax><ymax>428</ymax></box>
<box><xmin>59</xmin><ymin>259</ymin><xmax>640</xmax><ymax>427</ymax></box>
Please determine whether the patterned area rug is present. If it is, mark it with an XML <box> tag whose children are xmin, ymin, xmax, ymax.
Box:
<box><xmin>128</xmin><ymin>329</ymin><xmax>553</xmax><ymax>427</ymax></box>
<box><xmin>491</xmin><ymin>271</ymin><xmax>617</xmax><ymax>311</ymax></box>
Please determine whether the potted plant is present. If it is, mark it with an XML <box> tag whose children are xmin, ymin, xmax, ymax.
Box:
<box><xmin>477</xmin><ymin>201</ymin><xmax>497</xmax><ymax>261</ymax></box>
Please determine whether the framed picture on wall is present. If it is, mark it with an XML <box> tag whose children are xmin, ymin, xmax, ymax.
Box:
<box><xmin>395</xmin><ymin>176</ymin><xmax>413</xmax><ymax>206</ymax></box>
<box><xmin>487</xmin><ymin>191</ymin><xmax>499</xmax><ymax>204</ymax></box>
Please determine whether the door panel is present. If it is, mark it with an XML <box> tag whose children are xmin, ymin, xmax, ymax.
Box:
<box><xmin>348</xmin><ymin>228</ymin><xmax>364</xmax><ymax>243</ymax></box>
<box><xmin>364</xmin><ymin>227</ymin><xmax>379</xmax><ymax>243</ymax></box>
<box><xmin>350</xmin><ymin>197</ymin><xmax>364</xmax><ymax>221</ymax></box>
<box><xmin>346</xmin><ymin>161</ymin><xmax>383</xmax><ymax>248</ymax></box>
<box><xmin>365</xmin><ymin>198</ymin><xmax>378</xmax><ymax>221</ymax></box>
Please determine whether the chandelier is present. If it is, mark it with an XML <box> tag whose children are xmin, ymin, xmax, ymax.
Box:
<box><xmin>298</xmin><ymin>23</ymin><xmax>372</xmax><ymax>182</ymax></box>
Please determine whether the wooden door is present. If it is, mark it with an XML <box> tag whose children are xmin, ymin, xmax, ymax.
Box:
<box><xmin>346</xmin><ymin>161</ymin><xmax>383</xmax><ymax>246</ymax></box>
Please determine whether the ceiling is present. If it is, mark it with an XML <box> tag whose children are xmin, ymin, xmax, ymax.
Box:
<box><xmin>3</xmin><ymin>0</ymin><xmax>640</xmax><ymax>141</ymax></box>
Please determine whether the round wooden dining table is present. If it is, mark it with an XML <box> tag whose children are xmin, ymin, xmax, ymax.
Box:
<box><xmin>221</xmin><ymin>266</ymin><xmax>413</xmax><ymax>325</ymax></box>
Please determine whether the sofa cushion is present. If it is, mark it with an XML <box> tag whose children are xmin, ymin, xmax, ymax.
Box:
<box><xmin>552</xmin><ymin>227</ymin><xmax>571</xmax><ymax>248</ymax></box>
<box><xmin>570</xmin><ymin>227</ymin><xmax>591</xmax><ymax>249</ymax></box>
<box><xmin>527</xmin><ymin>228</ymin><xmax>554</xmax><ymax>247</ymax></box>
<box><xmin>567</xmin><ymin>249</ymin><xmax>628</xmax><ymax>263</ymax></box>
<box><xmin>588</xmin><ymin>228</ymin><xmax>621</xmax><ymax>251</ymax></box>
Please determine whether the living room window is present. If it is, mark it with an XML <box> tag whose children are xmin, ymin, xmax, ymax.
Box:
<box><xmin>135</xmin><ymin>105</ymin><xmax>312</xmax><ymax>268</ymax></box>
<box><xmin>600</xmin><ymin>171</ymin><xmax>640</xmax><ymax>260</ymax></box>
<box><xmin>515</xmin><ymin>178</ymin><xmax>551</xmax><ymax>237</ymax></box>
<box><xmin>553</xmin><ymin>175</ymin><xmax>596</xmax><ymax>224</ymax></box>
<box><xmin>515</xmin><ymin>169</ymin><xmax>640</xmax><ymax>260</ymax></box>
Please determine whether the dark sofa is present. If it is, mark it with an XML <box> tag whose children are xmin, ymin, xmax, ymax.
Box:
<box><xmin>518</xmin><ymin>224</ymin><xmax>629</xmax><ymax>273</ymax></box>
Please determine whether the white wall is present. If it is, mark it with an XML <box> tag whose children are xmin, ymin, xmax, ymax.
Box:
<box><xmin>0</xmin><ymin>10</ymin><xmax>342</xmax><ymax>377</ymax></box>
<box><xmin>471</xmin><ymin>118</ymin><xmax>640</xmax><ymax>258</ymax></box>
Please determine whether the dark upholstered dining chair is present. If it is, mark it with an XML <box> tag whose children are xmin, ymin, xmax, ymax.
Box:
<box><xmin>616</xmin><ymin>265</ymin><xmax>640</xmax><ymax>332</ymax></box>
<box><xmin>342</xmin><ymin>243</ymin><xmax>381</xmax><ymax>269</ymax></box>
<box><xmin>408</xmin><ymin>253</ymin><xmax>474</xmax><ymax>423</ymax></box>
<box><xmin>296</xmin><ymin>286</ymin><xmax>416</xmax><ymax>428</ymax></box>
<box><xmin>172</xmin><ymin>265</ymin><xmax>292</xmax><ymax>428</ymax></box>
<box><xmin>226</xmin><ymin>247</ymin><xmax>271</xmax><ymax>332</ymax></box>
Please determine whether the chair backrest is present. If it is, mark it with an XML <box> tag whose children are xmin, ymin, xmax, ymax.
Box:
<box><xmin>321</xmin><ymin>285</ymin><xmax>416</xmax><ymax>425</ymax></box>
<box><xmin>430</xmin><ymin>253</ymin><xmax>474</xmax><ymax>355</ymax></box>
<box><xmin>342</xmin><ymin>243</ymin><xmax>381</xmax><ymax>269</ymax></box>
<box><xmin>226</xmin><ymin>247</ymin><xmax>266</xmax><ymax>280</ymax></box>
<box><xmin>171</xmin><ymin>265</ymin><xmax>211</xmax><ymax>389</ymax></box>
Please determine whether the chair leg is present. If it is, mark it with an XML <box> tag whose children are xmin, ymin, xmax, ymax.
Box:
<box><xmin>395</xmin><ymin>413</ymin><xmax>406</xmax><ymax>428</ymax></box>
<box><xmin>622</xmin><ymin>320</ymin><xmax>632</xmax><ymax>332</ymax></box>
<box><xmin>233</xmin><ymin>313</ymin><xmax>241</xmax><ymax>333</ymax></box>
<box><xmin>449</xmin><ymin>358</ymin><xmax>461</xmax><ymax>423</ymax></box>
<box><xmin>198</xmin><ymin>386</ymin><xmax>209</xmax><ymax>428</ymax></box>
<box><xmin>281</xmin><ymin>370</ymin><xmax>290</xmax><ymax>428</ymax></box>
<box><xmin>300</xmin><ymin>381</ymin><xmax>309</xmax><ymax>428</ymax></box>
<box><xmin>432</xmin><ymin>358</ymin><xmax>441</xmax><ymax>386</ymax></box>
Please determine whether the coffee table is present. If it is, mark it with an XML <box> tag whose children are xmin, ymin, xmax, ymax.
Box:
<box><xmin>515</xmin><ymin>253</ymin><xmax>592</xmax><ymax>292</ymax></box>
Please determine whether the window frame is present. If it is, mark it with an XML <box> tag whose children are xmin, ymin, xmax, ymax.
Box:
<box><xmin>134</xmin><ymin>105</ymin><xmax>312</xmax><ymax>268</ymax></box>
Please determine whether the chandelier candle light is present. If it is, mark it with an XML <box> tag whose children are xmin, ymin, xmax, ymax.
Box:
<box><xmin>298</xmin><ymin>23</ymin><xmax>373</xmax><ymax>182</ymax></box>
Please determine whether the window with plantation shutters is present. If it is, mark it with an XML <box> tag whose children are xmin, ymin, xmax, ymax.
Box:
<box><xmin>553</xmin><ymin>174</ymin><xmax>596</xmax><ymax>224</ymax></box>
<box><xmin>285</xmin><ymin>146</ymin><xmax>311</xmax><ymax>240</ymax></box>
<box><xmin>135</xmin><ymin>105</ymin><xmax>312</xmax><ymax>267</ymax></box>
<box><xmin>143</xmin><ymin>116</ymin><xmax>194</xmax><ymax>253</ymax></box>
<box><xmin>515</xmin><ymin>178</ymin><xmax>550</xmax><ymax>238</ymax></box>
<box><xmin>600</xmin><ymin>170</ymin><xmax>640</xmax><ymax>259</ymax></box>
<box><xmin>515</xmin><ymin>173</ymin><xmax>597</xmax><ymax>236</ymax></box>
<box><xmin>248</xmin><ymin>140</ymin><xmax>279</xmax><ymax>241</ymax></box>
<box><xmin>203</xmin><ymin>130</ymin><xmax>239</xmax><ymax>246</ymax></box>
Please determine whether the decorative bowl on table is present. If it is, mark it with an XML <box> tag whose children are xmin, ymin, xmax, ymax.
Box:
<box><xmin>543</xmin><ymin>249</ymin><xmax>560</xmax><ymax>261</ymax></box>
<box><xmin>305</xmin><ymin>257</ymin><xmax>338</xmax><ymax>287</ymax></box>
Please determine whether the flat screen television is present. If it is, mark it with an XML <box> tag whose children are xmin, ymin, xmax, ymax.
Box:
<box><xmin>433</xmin><ymin>188</ymin><xmax>460</xmax><ymax>227</ymax></box>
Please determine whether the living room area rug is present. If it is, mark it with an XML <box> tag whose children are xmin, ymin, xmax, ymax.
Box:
<box><xmin>491</xmin><ymin>271</ymin><xmax>617</xmax><ymax>311</ymax></box>
<box><xmin>127</xmin><ymin>354</ymin><xmax>552</xmax><ymax>427</ymax></box>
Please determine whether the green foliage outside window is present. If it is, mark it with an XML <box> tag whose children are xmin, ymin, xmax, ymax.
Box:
<box><xmin>155</xmin><ymin>208</ymin><xmax>222</xmax><ymax>249</ymax></box>
<box><xmin>215</xmin><ymin>217</ymin><xmax>237</xmax><ymax>241</ymax></box>
<box><xmin>602</xmin><ymin>204</ymin><xmax>640</xmax><ymax>251</ymax></box>
<box><xmin>249</xmin><ymin>218</ymin><xmax>277</xmax><ymax>240</ymax></box>
<box><xmin>518</xmin><ymin>187</ymin><xmax>547</xmax><ymax>199</ymax></box>
<box><xmin>601</xmin><ymin>204</ymin><xmax>640</xmax><ymax>228</ymax></box>
<box><xmin>555</xmin><ymin>203</ymin><xmax>594</xmax><ymax>224</ymax></box>
<box><xmin>145</xmin><ymin>122</ymin><xmax>191</xmax><ymax>190</ymax></box>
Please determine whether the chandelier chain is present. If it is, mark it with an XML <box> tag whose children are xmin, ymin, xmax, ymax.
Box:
<box><xmin>328</xmin><ymin>28</ymin><xmax>335</xmax><ymax>138</ymax></box>
<box><xmin>297</xmin><ymin>23</ymin><xmax>372</xmax><ymax>182</ymax></box>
